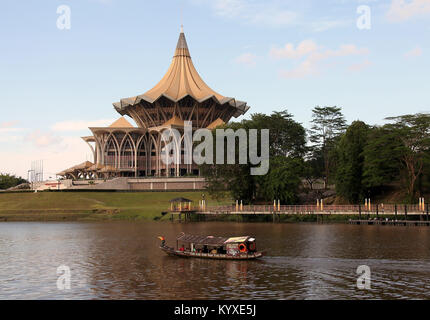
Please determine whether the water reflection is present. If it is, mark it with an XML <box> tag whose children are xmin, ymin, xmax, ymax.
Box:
<box><xmin>1</xmin><ymin>222</ymin><xmax>430</xmax><ymax>299</ymax></box>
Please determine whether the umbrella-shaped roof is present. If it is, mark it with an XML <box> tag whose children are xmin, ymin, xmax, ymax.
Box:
<box><xmin>113</xmin><ymin>27</ymin><xmax>249</xmax><ymax>119</ymax></box>
<box><xmin>143</xmin><ymin>28</ymin><xmax>225</xmax><ymax>103</ymax></box>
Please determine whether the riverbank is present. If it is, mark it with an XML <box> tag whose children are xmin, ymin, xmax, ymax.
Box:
<box><xmin>1</xmin><ymin>191</ymin><xmax>427</xmax><ymax>223</ymax></box>
<box><xmin>0</xmin><ymin>191</ymin><xmax>224</xmax><ymax>221</ymax></box>
<box><xmin>188</xmin><ymin>213</ymin><xmax>428</xmax><ymax>223</ymax></box>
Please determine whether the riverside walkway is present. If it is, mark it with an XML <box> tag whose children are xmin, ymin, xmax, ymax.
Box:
<box><xmin>170</xmin><ymin>203</ymin><xmax>430</xmax><ymax>224</ymax></box>
<box><xmin>196</xmin><ymin>204</ymin><xmax>429</xmax><ymax>217</ymax></box>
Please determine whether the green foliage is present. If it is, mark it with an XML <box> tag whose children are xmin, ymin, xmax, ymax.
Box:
<box><xmin>335</xmin><ymin>121</ymin><xmax>370</xmax><ymax>203</ymax></box>
<box><xmin>0</xmin><ymin>173</ymin><xmax>27</xmax><ymax>190</ymax></box>
<box><xmin>247</xmin><ymin>111</ymin><xmax>307</xmax><ymax>158</ymax></box>
<box><xmin>200</xmin><ymin>110</ymin><xmax>306</xmax><ymax>204</ymax></box>
<box><xmin>362</xmin><ymin>126</ymin><xmax>402</xmax><ymax>189</ymax></box>
<box><xmin>260</xmin><ymin>157</ymin><xmax>303</xmax><ymax>204</ymax></box>
<box><xmin>308</xmin><ymin>106</ymin><xmax>347</xmax><ymax>187</ymax></box>
<box><xmin>309</xmin><ymin>106</ymin><xmax>347</xmax><ymax>146</ymax></box>
<box><xmin>361</xmin><ymin>113</ymin><xmax>430</xmax><ymax>201</ymax></box>
<box><xmin>303</xmin><ymin>152</ymin><xmax>324</xmax><ymax>190</ymax></box>
<box><xmin>385</xmin><ymin>114</ymin><xmax>430</xmax><ymax>199</ymax></box>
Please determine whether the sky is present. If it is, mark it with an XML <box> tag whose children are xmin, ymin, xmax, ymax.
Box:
<box><xmin>0</xmin><ymin>0</ymin><xmax>429</xmax><ymax>179</ymax></box>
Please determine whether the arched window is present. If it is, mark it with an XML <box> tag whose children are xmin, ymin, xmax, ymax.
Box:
<box><xmin>104</xmin><ymin>137</ymin><xmax>118</xmax><ymax>167</ymax></box>
<box><xmin>120</xmin><ymin>137</ymin><xmax>135</xmax><ymax>169</ymax></box>
<box><xmin>137</xmin><ymin>139</ymin><xmax>146</xmax><ymax>171</ymax></box>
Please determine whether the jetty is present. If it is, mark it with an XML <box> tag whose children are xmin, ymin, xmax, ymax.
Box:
<box><xmin>169</xmin><ymin>203</ymin><xmax>430</xmax><ymax>225</ymax></box>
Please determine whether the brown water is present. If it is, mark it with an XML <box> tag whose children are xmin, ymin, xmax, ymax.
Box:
<box><xmin>1</xmin><ymin>221</ymin><xmax>430</xmax><ymax>300</ymax></box>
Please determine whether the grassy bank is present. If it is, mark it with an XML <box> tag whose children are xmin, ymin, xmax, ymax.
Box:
<box><xmin>2</xmin><ymin>191</ymin><xmax>426</xmax><ymax>223</ymax></box>
<box><xmin>0</xmin><ymin>191</ymin><xmax>227</xmax><ymax>221</ymax></box>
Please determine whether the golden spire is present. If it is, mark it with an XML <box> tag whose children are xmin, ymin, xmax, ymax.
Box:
<box><xmin>143</xmin><ymin>29</ymin><xmax>225</xmax><ymax>102</ymax></box>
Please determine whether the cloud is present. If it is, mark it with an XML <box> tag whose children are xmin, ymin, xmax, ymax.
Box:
<box><xmin>271</xmin><ymin>41</ymin><xmax>369</xmax><ymax>60</ymax></box>
<box><xmin>0</xmin><ymin>118</ymin><xmax>121</xmax><ymax>177</ymax></box>
<box><xmin>192</xmin><ymin>0</ymin><xmax>298</xmax><ymax>27</ymax></box>
<box><xmin>0</xmin><ymin>135</ymin><xmax>20</xmax><ymax>143</ymax></box>
<box><xmin>310</xmin><ymin>19</ymin><xmax>352</xmax><ymax>32</ymax></box>
<box><xmin>387</xmin><ymin>0</ymin><xmax>430</xmax><ymax>22</ymax></box>
<box><xmin>271</xmin><ymin>40</ymin><xmax>370</xmax><ymax>78</ymax></box>
<box><xmin>235</xmin><ymin>53</ymin><xmax>257</xmax><ymax>66</ymax></box>
<box><xmin>404</xmin><ymin>46</ymin><xmax>423</xmax><ymax>58</ymax></box>
<box><xmin>280</xmin><ymin>60</ymin><xmax>318</xmax><ymax>78</ymax></box>
<box><xmin>91</xmin><ymin>0</ymin><xmax>113</xmax><ymax>4</ymax></box>
<box><xmin>0</xmin><ymin>121</ymin><xmax>19</xmax><ymax>128</ymax></box>
<box><xmin>190</xmin><ymin>0</ymin><xmax>350</xmax><ymax>31</ymax></box>
<box><xmin>0</xmin><ymin>121</ymin><xmax>24</xmax><ymax>133</ymax></box>
<box><xmin>348</xmin><ymin>59</ymin><xmax>372</xmax><ymax>72</ymax></box>
<box><xmin>270</xmin><ymin>40</ymin><xmax>319</xmax><ymax>59</ymax></box>
<box><xmin>0</xmin><ymin>127</ymin><xmax>23</xmax><ymax>133</ymax></box>
<box><xmin>1</xmin><ymin>122</ymin><xmax>95</xmax><ymax>178</ymax></box>
<box><xmin>0</xmin><ymin>136</ymin><xmax>92</xmax><ymax>179</ymax></box>
<box><xmin>51</xmin><ymin>119</ymin><xmax>115</xmax><ymax>132</ymax></box>
<box><xmin>25</xmin><ymin>130</ymin><xmax>62</xmax><ymax>147</ymax></box>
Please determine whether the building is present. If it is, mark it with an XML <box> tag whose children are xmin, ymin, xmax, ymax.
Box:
<box><xmin>59</xmin><ymin>27</ymin><xmax>249</xmax><ymax>180</ymax></box>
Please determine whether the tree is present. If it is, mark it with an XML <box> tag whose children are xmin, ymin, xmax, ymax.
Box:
<box><xmin>244</xmin><ymin>111</ymin><xmax>307</xmax><ymax>158</ymax></box>
<box><xmin>362</xmin><ymin>114</ymin><xmax>430</xmax><ymax>201</ymax></box>
<box><xmin>335</xmin><ymin>121</ymin><xmax>370</xmax><ymax>203</ymax></box>
<box><xmin>303</xmin><ymin>151</ymin><xmax>324</xmax><ymax>190</ymax></box>
<box><xmin>362</xmin><ymin>126</ymin><xmax>402</xmax><ymax>190</ymax></box>
<box><xmin>260</xmin><ymin>157</ymin><xmax>303</xmax><ymax>204</ymax></box>
<box><xmin>200</xmin><ymin>110</ymin><xmax>307</xmax><ymax>204</ymax></box>
<box><xmin>385</xmin><ymin>114</ymin><xmax>430</xmax><ymax>200</ymax></box>
<box><xmin>308</xmin><ymin>106</ymin><xmax>347</xmax><ymax>188</ymax></box>
<box><xmin>0</xmin><ymin>173</ymin><xmax>27</xmax><ymax>190</ymax></box>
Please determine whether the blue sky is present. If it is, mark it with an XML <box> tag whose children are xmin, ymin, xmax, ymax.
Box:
<box><xmin>1</xmin><ymin>0</ymin><xmax>429</xmax><ymax>178</ymax></box>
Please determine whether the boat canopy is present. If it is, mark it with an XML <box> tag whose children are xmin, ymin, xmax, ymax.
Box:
<box><xmin>176</xmin><ymin>233</ymin><xmax>252</xmax><ymax>246</ymax></box>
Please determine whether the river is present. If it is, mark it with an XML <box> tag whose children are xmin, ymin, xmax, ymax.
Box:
<box><xmin>1</xmin><ymin>221</ymin><xmax>430</xmax><ymax>299</ymax></box>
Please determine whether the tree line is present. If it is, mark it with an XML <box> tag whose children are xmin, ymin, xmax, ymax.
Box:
<box><xmin>0</xmin><ymin>173</ymin><xmax>27</xmax><ymax>190</ymax></box>
<box><xmin>200</xmin><ymin>107</ymin><xmax>430</xmax><ymax>204</ymax></box>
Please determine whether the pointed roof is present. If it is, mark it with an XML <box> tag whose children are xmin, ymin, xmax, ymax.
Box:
<box><xmin>143</xmin><ymin>28</ymin><xmax>225</xmax><ymax>102</ymax></box>
<box><xmin>58</xmin><ymin>161</ymin><xmax>94</xmax><ymax>175</ymax></box>
<box><xmin>207</xmin><ymin>118</ymin><xmax>225</xmax><ymax>129</ymax></box>
<box><xmin>162</xmin><ymin>115</ymin><xmax>185</xmax><ymax>127</ymax></box>
<box><xmin>109</xmin><ymin>117</ymin><xmax>134</xmax><ymax>128</ymax></box>
<box><xmin>113</xmin><ymin>28</ymin><xmax>250</xmax><ymax>119</ymax></box>
<box><xmin>73</xmin><ymin>161</ymin><xmax>94</xmax><ymax>170</ymax></box>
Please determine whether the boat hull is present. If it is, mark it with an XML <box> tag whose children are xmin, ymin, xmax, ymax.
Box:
<box><xmin>160</xmin><ymin>246</ymin><xmax>264</xmax><ymax>260</ymax></box>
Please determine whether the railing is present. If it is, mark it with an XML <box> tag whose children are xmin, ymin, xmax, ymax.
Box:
<box><xmin>171</xmin><ymin>207</ymin><xmax>196</xmax><ymax>212</ymax></box>
<box><xmin>199</xmin><ymin>204</ymin><xmax>429</xmax><ymax>215</ymax></box>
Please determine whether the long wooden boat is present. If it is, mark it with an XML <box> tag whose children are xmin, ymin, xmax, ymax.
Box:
<box><xmin>158</xmin><ymin>233</ymin><xmax>265</xmax><ymax>260</ymax></box>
